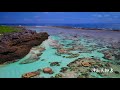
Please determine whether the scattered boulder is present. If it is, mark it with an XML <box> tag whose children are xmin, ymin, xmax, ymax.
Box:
<box><xmin>22</xmin><ymin>70</ymin><xmax>40</xmax><ymax>78</ymax></box>
<box><xmin>114</xmin><ymin>71</ymin><xmax>119</xmax><ymax>74</ymax></box>
<box><xmin>81</xmin><ymin>62</ymin><xmax>92</xmax><ymax>67</ymax></box>
<box><xmin>43</xmin><ymin>67</ymin><xmax>54</xmax><ymax>74</ymax></box>
<box><xmin>50</xmin><ymin>62</ymin><xmax>60</xmax><ymax>66</ymax></box>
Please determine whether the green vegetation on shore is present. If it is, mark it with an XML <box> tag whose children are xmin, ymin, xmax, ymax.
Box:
<box><xmin>0</xmin><ymin>26</ymin><xmax>22</xmax><ymax>34</ymax></box>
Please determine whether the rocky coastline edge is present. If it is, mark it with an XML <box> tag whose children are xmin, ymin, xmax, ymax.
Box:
<box><xmin>0</xmin><ymin>27</ymin><xmax>49</xmax><ymax>64</ymax></box>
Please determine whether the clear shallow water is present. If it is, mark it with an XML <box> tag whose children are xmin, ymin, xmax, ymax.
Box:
<box><xmin>0</xmin><ymin>26</ymin><xmax>120</xmax><ymax>78</ymax></box>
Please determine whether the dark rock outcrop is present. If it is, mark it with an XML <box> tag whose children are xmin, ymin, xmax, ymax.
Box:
<box><xmin>0</xmin><ymin>30</ymin><xmax>49</xmax><ymax>64</ymax></box>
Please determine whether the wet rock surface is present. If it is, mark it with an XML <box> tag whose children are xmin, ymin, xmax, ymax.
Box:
<box><xmin>19</xmin><ymin>54</ymin><xmax>40</xmax><ymax>64</ymax></box>
<box><xmin>54</xmin><ymin>73</ymin><xmax>63</xmax><ymax>78</ymax></box>
<box><xmin>50</xmin><ymin>62</ymin><xmax>60</xmax><ymax>66</ymax></box>
<box><xmin>0</xmin><ymin>29</ymin><xmax>49</xmax><ymax>64</ymax></box>
<box><xmin>19</xmin><ymin>47</ymin><xmax>45</xmax><ymax>64</ymax></box>
<box><xmin>43</xmin><ymin>67</ymin><xmax>54</xmax><ymax>74</ymax></box>
<box><xmin>60</xmin><ymin>67</ymin><xmax>68</xmax><ymax>72</ymax></box>
<box><xmin>22</xmin><ymin>69</ymin><xmax>40</xmax><ymax>78</ymax></box>
<box><xmin>100</xmin><ymin>49</ymin><xmax>120</xmax><ymax>62</ymax></box>
<box><xmin>53</xmin><ymin>57</ymin><xmax>120</xmax><ymax>78</ymax></box>
<box><xmin>64</xmin><ymin>53</ymin><xmax>79</xmax><ymax>58</ymax></box>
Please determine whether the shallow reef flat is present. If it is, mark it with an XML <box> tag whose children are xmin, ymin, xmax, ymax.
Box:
<box><xmin>0</xmin><ymin>26</ymin><xmax>120</xmax><ymax>78</ymax></box>
<box><xmin>53</xmin><ymin>58</ymin><xmax>120</xmax><ymax>78</ymax></box>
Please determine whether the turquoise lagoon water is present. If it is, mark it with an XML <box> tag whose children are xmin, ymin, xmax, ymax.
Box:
<box><xmin>0</xmin><ymin>26</ymin><xmax>120</xmax><ymax>78</ymax></box>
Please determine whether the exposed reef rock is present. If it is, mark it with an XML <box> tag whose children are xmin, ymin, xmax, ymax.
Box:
<box><xmin>22</xmin><ymin>69</ymin><xmax>40</xmax><ymax>78</ymax></box>
<box><xmin>19</xmin><ymin>47</ymin><xmax>45</xmax><ymax>64</ymax></box>
<box><xmin>0</xmin><ymin>29</ymin><xmax>49</xmax><ymax>64</ymax></box>
<box><xmin>43</xmin><ymin>67</ymin><xmax>54</xmax><ymax>74</ymax></box>
<box><xmin>50</xmin><ymin>62</ymin><xmax>61</xmax><ymax>66</ymax></box>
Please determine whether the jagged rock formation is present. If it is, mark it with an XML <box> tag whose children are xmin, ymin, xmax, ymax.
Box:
<box><xmin>0</xmin><ymin>30</ymin><xmax>49</xmax><ymax>64</ymax></box>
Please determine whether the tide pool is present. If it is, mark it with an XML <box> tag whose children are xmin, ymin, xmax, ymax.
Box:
<box><xmin>0</xmin><ymin>26</ymin><xmax>120</xmax><ymax>78</ymax></box>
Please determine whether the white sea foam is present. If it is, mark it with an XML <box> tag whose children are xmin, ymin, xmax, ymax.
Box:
<box><xmin>35</xmin><ymin>26</ymin><xmax>42</xmax><ymax>27</ymax></box>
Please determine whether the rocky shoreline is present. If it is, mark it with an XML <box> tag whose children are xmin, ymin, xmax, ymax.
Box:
<box><xmin>0</xmin><ymin>27</ymin><xmax>49</xmax><ymax>64</ymax></box>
